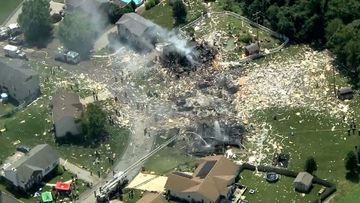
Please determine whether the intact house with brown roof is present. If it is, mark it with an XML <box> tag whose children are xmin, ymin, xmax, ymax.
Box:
<box><xmin>136</xmin><ymin>192</ymin><xmax>167</xmax><ymax>203</ymax></box>
<box><xmin>2</xmin><ymin>144</ymin><xmax>59</xmax><ymax>192</ymax></box>
<box><xmin>165</xmin><ymin>155</ymin><xmax>240</xmax><ymax>203</ymax></box>
<box><xmin>51</xmin><ymin>91</ymin><xmax>83</xmax><ymax>141</ymax></box>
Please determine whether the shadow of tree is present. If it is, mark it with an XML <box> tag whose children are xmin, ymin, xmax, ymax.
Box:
<box><xmin>345</xmin><ymin>171</ymin><xmax>359</xmax><ymax>183</ymax></box>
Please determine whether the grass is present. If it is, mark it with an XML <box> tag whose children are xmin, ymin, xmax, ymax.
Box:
<box><xmin>247</xmin><ymin>107</ymin><xmax>359</xmax><ymax>203</ymax></box>
<box><xmin>0</xmin><ymin>59</ymin><xmax>130</xmax><ymax>201</ymax></box>
<box><xmin>143</xmin><ymin>146</ymin><xmax>196</xmax><ymax>175</ymax></box>
<box><xmin>0</xmin><ymin>170</ymin><xmax>86</xmax><ymax>203</ymax></box>
<box><xmin>240</xmin><ymin>170</ymin><xmax>322</xmax><ymax>203</ymax></box>
<box><xmin>188</xmin><ymin>13</ymin><xmax>281</xmax><ymax>61</ymax></box>
<box><xmin>0</xmin><ymin>0</ymin><xmax>22</xmax><ymax>25</ymax></box>
<box><xmin>142</xmin><ymin>2</ymin><xmax>174</xmax><ymax>29</ymax></box>
<box><xmin>0</xmin><ymin>102</ymin><xmax>15</xmax><ymax>116</ymax></box>
<box><xmin>142</xmin><ymin>0</ymin><xmax>205</xmax><ymax>29</ymax></box>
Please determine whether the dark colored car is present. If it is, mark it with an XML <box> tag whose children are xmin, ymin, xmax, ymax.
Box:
<box><xmin>16</xmin><ymin>144</ymin><xmax>31</xmax><ymax>153</ymax></box>
<box><xmin>8</xmin><ymin>36</ymin><xmax>24</xmax><ymax>46</ymax></box>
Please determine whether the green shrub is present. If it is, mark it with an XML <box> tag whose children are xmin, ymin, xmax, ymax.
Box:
<box><xmin>145</xmin><ymin>0</ymin><xmax>156</xmax><ymax>10</ymax></box>
<box><xmin>154</xmin><ymin>0</ymin><xmax>160</xmax><ymax>4</ymax></box>
<box><xmin>239</xmin><ymin>33</ymin><xmax>253</xmax><ymax>44</ymax></box>
<box><xmin>56</xmin><ymin>165</ymin><xmax>65</xmax><ymax>175</ymax></box>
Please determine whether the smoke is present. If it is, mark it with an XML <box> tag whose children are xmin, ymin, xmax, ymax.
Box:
<box><xmin>76</xmin><ymin>0</ymin><xmax>108</xmax><ymax>34</ymax></box>
<box><xmin>155</xmin><ymin>27</ymin><xmax>199</xmax><ymax>65</ymax></box>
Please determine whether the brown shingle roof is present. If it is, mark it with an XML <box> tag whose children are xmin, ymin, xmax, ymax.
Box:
<box><xmin>165</xmin><ymin>155</ymin><xmax>240</xmax><ymax>202</ymax></box>
<box><xmin>136</xmin><ymin>192</ymin><xmax>166</xmax><ymax>203</ymax></box>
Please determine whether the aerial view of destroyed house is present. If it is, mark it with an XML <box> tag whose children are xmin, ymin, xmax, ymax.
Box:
<box><xmin>1</xmin><ymin>0</ymin><xmax>360</xmax><ymax>203</ymax></box>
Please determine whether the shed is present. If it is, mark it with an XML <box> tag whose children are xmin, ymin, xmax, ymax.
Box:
<box><xmin>244</xmin><ymin>43</ymin><xmax>260</xmax><ymax>56</ymax></box>
<box><xmin>337</xmin><ymin>87</ymin><xmax>353</xmax><ymax>100</ymax></box>
<box><xmin>294</xmin><ymin>172</ymin><xmax>313</xmax><ymax>192</ymax></box>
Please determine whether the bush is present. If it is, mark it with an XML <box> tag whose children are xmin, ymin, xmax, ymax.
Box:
<box><xmin>51</xmin><ymin>13</ymin><xmax>62</xmax><ymax>24</ymax></box>
<box><xmin>154</xmin><ymin>0</ymin><xmax>160</xmax><ymax>4</ymax></box>
<box><xmin>56</xmin><ymin>165</ymin><xmax>65</xmax><ymax>175</ymax></box>
<box><xmin>145</xmin><ymin>0</ymin><xmax>156</xmax><ymax>10</ymax></box>
<box><xmin>239</xmin><ymin>33</ymin><xmax>253</xmax><ymax>44</ymax></box>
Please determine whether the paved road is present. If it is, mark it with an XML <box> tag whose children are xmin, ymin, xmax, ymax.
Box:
<box><xmin>60</xmin><ymin>158</ymin><xmax>100</xmax><ymax>184</ymax></box>
<box><xmin>77</xmin><ymin>118</ymin><xmax>155</xmax><ymax>202</ymax></box>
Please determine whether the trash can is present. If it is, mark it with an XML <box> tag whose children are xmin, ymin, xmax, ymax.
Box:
<box><xmin>0</xmin><ymin>93</ymin><xmax>8</xmax><ymax>103</ymax></box>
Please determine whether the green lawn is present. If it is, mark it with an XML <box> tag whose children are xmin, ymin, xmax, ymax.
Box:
<box><xmin>0</xmin><ymin>170</ymin><xmax>87</xmax><ymax>203</ymax></box>
<box><xmin>142</xmin><ymin>0</ymin><xmax>205</xmax><ymax>29</ymax></box>
<box><xmin>142</xmin><ymin>2</ymin><xmax>174</xmax><ymax>29</ymax></box>
<box><xmin>0</xmin><ymin>0</ymin><xmax>22</xmax><ymax>25</ymax></box>
<box><xmin>0</xmin><ymin>60</ymin><xmax>130</xmax><ymax>173</ymax></box>
<box><xmin>0</xmin><ymin>102</ymin><xmax>15</xmax><ymax>116</ymax></box>
<box><xmin>249</xmin><ymin>107</ymin><xmax>359</xmax><ymax>203</ymax></box>
<box><xmin>240</xmin><ymin>170</ymin><xmax>322</xmax><ymax>203</ymax></box>
<box><xmin>143</xmin><ymin>146</ymin><xmax>196</xmax><ymax>175</ymax></box>
<box><xmin>188</xmin><ymin>13</ymin><xmax>281</xmax><ymax>61</ymax></box>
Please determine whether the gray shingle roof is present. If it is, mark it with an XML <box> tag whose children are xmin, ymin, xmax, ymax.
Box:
<box><xmin>11</xmin><ymin>144</ymin><xmax>59</xmax><ymax>185</ymax></box>
<box><xmin>0</xmin><ymin>58</ymin><xmax>40</xmax><ymax>103</ymax></box>
<box><xmin>116</xmin><ymin>13</ymin><xmax>157</xmax><ymax>38</ymax></box>
<box><xmin>52</xmin><ymin>91</ymin><xmax>83</xmax><ymax>138</ymax></box>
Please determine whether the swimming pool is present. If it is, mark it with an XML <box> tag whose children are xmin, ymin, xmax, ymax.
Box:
<box><xmin>120</xmin><ymin>0</ymin><xmax>143</xmax><ymax>6</ymax></box>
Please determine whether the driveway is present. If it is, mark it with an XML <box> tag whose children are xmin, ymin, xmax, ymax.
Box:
<box><xmin>93</xmin><ymin>25</ymin><xmax>117</xmax><ymax>51</ymax></box>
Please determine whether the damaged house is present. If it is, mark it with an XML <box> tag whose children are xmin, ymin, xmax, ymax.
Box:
<box><xmin>116</xmin><ymin>13</ymin><xmax>159</xmax><ymax>51</ymax></box>
<box><xmin>2</xmin><ymin>144</ymin><xmax>59</xmax><ymax>192</ymax></box>
<box><xmin>0</xmin><ymin>58</ymin><xmax>40</xmax><ymax>105</ymax></box>
<box><xmin>165</xmin><ymin>155</ymin><xmax>240</xmax><ymax>203</ymax></box>
<box><xmin>51</xmin><ymin>91</ymin><xmax>83</xmax><ymax>141</ymax></box>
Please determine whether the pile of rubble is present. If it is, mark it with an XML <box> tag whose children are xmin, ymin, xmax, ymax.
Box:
<box><xmin>234</xmin><ymin>46</ymin><xmax>351</xmax><ymax>121</ymax></box>
<box><xmin>158</xmin><ymin>41</ymin><xmax>217</xmax><ymax>74</ymax></box>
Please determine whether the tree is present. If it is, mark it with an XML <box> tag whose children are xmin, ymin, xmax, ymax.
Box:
<box><xmin>304</xmin><ymin>156</ymin><xmax>318</xmax><ymax>174</ymax></box>
<box><xmin>82</xmin><ymin>103</ymin><xmax>107</xmax><ymax>142</ymax></box>
<box><xmin>345</xmin><ymin>151</ymin><xmax>358</xmax><ymax>173</ymax></box>
<box><xmin>58</xmin><ymin>14</ymin><xmax>97</xmax><ymax>57</ymax></box>
<box><xmin>99</xmin><ymin>2</ymin><xmax>135</xmax><ymax>24</ymax></box>
<box><xmin>172</xmin><ymin>0</ymin><xmax>187</xmax><ymax>25</ymax></box>
<box><xmin>17</xmin><ymin>0</ymin><xmax>53</xmax><ymax>45</ymax></box>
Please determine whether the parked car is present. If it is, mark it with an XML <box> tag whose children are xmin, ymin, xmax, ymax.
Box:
<box><xmin>16</xmin><ymin>144</ymin><xmax>31</xmax><ymax>153</ymax></box>
<box><xmin>8</xmin><ymin>35</ymin><xmax>24</xmax><ymax>46</ymax></box>
<box><xmin>55</xmin><ymin>48</ymin><xmax>80</xmax><ymax>64</ymax></box>
<box><xmin>0</xmin><ymin>27</ymin><xmax>9</xmax><ymax>40</ymax></box>
<box><xmin>7</xmin><ymin>23</ymin><xmax>21</xmax><ymax>36</ymax></box>
<box><xmin>4</xmin><ymin>44</ymin><xmax>27</xmax><ymax>60</ymax></box>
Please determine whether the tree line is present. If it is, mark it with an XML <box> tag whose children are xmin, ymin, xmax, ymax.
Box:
<box><xmin>223</xmin><ymin>0</ymin><xmax>360</xmax><ymax>83</ymax></box>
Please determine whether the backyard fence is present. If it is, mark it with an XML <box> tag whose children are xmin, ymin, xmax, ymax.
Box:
<box><xmin>239</xmin><ymin>163</ymin><xmax>336</xmax><ymax>203</ymax></box>
<box><xmin>180</xmin><ymin>11</ymin><xmax>290</xmax><ymax>66</ymax></box>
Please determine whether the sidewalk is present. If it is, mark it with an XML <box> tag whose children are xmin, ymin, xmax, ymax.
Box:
<box><xmin>60</xmin><ymin>158</ymin><xmax>100</xmax><ymax>184</ymax></box>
